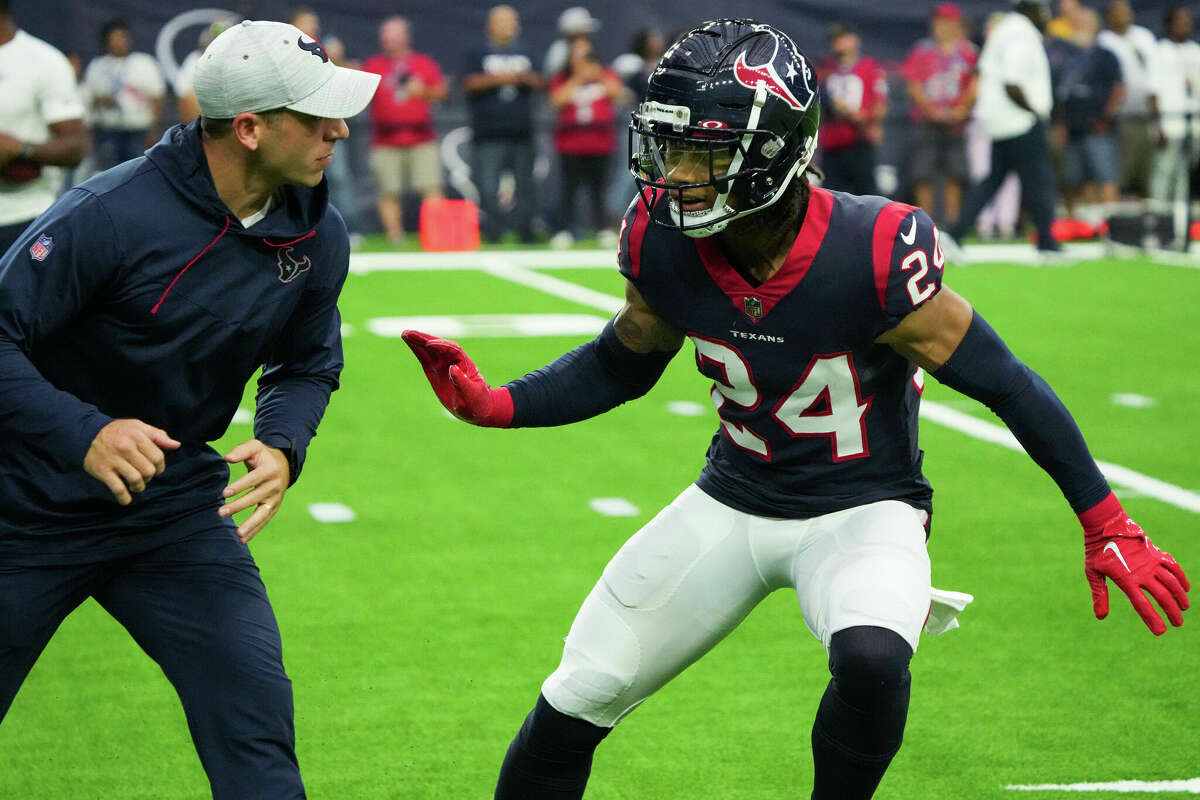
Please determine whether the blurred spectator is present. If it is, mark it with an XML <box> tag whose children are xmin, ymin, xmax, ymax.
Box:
<box><xmin>1146</xmin><ymin>7</ymin><xmax>1200</xmax><ymax>214</ymax></box>
<box><xmin>819</xmin><ymin>22</ymin><xmax>888</xmax><ymax>196</ymax></box>
<box><xmin>290</xmin><ymin>5</ymin><xmax>361</xmax><ymax>242</ymax></box>
<box><xmin>174</xmin><ymin>18</ymin><xmax>238</xmax><ymax>124</ymax></box>
<box><xmin>947</xmin><ymin>1</ymin><xmax>1059</xmax><ymax>254</ymax></box>
<box><xmin>0</xmin><ymin>0</ymin><xmax>86</xmax><ymax>253</ymax></box>
<box><xmin>1055</xmin><ymin>8</ymin><xmax>1124</xmax><ymax>208</ymax></box>
<box><xmin>900</xmin><ymin>3</ymin><xmax>977</xmax><ymax>225</ymax></box>
<box><xmin>462</xmin><ymin>5</ymin><xmax>542</xmax><ymax>243</ymax></box>
<box><xmin>1047</xmin><ymin>0</ymin><xmax>1087</xmax><ymax>40</ymax></box>
<box><xmin>1043</xmin><ymin>10</ymin><xmax>1080</xmax><ymax>201</ymax></box>
<box><xmin>612</xmin><ymin>27</ymin><xmax>665</xmax><ymax>99</ymax></box>
<box><xmin>544</xmin><ymin>7</ymin><xmax>601</xmax><ymax>77</ymax></box>
<box><xmin>548</xmin><ymin>35</ymin><xmax>624</xmax><ymax>245</ymax></box>
<box><xmin>290</xmin><ymin>6</ymin><xmax>348</xmax><ymax>66</ymax></box>
<box><xmin>964</xmin><ymin>12</ymin><xmax>1021</xmax><ymax>239</ymax></box>
<box><xmin>82</xmin><ymin>19</ymin><xmax>165</xmax><ymax>171</ymax></box>
<box><xmin>1098</xmin><ymin>0</ymin><xmax>1158</xmax><ymax>196</ymax></box>
<box><xmin>363</xmin><ymin>17</ymin><xmax>448</xmax><ymax>244</ymax></box>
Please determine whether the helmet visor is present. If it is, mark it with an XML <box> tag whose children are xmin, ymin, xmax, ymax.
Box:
<box><xmin>629</xmin><ymin>110</ymin><xmax>787</xmax><ymax>232</ymax></box>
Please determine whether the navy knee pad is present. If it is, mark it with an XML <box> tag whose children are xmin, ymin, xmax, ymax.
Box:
<box><xmin>811</xmin><ymin>627</ymin><xmax>914</xmax><ymax>800</ymax></box>
<box><xmin>828</xmin><ymin>625</ymin><xmax>913</xmax><ymax>708</ymax></box>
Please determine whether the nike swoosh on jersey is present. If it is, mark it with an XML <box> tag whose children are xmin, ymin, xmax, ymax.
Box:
<box><xmin>900</xmin><ymin>215</ymin><xmax>917</xmax><ymax>245</ymax></box>
<box><xmin>1103</xmin><ymin>540</ymin><xmax>1133</xmax><ymax>573</ymax></box>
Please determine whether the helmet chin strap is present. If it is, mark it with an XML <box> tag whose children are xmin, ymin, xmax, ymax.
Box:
<box><xmin>677</xmin><ymin>83</ymin><xmax>800</xmax><ymax>238</ymax></box>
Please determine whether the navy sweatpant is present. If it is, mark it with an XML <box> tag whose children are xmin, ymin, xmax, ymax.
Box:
<box><xmin>0</xmin><ymin>523</ymin><xmax>305</xmax><ymax>799</ymax></box>
<box><xmin>950</xmin><ymin>121</ymin><xmax>1058</xmax><ymax>250</ymax></box>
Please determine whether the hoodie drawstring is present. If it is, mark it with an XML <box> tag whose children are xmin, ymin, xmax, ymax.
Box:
<box><xmin>261</xmin><ymin>230</ymin><xmax>316</xmax><ymax>248</ymax></box>
<box><xmin>151</xmin><ymin>216</ymin><xmax>231</xmax><ymax>315</ymax></box>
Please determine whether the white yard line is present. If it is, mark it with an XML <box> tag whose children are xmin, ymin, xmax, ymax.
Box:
<box><xmin>348</xmin><ymin>244</ymin><xmax>1200</xmax><ymax>274</ymax></box>
<box><xmin>1006</xmin><ymin>778</ymin><xmax>1200</xmax><ymax>793</ymax></box>
<box><xmin>919</xmin><ymin>403</ymin><xmax>1200</xmax><ymax>513</ymax></box>
<box><xmin>381</xmin><ymin>253</ymin><xmax>1199</xmax><ymax>515</ymax></box>
<box><xmin>479</xmin><ymin>257</ymin><xmax>624</xmax><ymax>314</ymax></box>
<box><xmin>349</xmin><ymin>249</ymin><xmax>615</xmax><ymax>274</ymax></box>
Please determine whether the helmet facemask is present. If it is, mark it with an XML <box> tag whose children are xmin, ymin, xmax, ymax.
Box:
<box><xmin>629</xmin><ymin>86</ymin><xmax>808</xmax><ymax>237</ymax></box>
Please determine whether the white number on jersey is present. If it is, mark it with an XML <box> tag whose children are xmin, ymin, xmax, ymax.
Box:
<box><xmin>772</xmin><ymin>353</ymin><xmax>872</xmax><ymax>461</ymax></box>
<box><xmin>901</xmin><ymin>225</ymin><xmax>946</xmax><ymax>307</ymax></box>
<box><xmin>690</xmin><ymin>338</ymin><xmax>874</xmax><ymax>462</ymax></box>
<box><xmin>691</xmin><ymin>335</ymin><xmax>770</xmax><ymax>458</ymax></box>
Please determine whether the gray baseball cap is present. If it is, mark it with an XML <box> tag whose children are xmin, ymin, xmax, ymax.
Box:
<box><xmin>194</xmin><ymin>20</ymin><xmax>380</xmax><ymax>120</ymax></box>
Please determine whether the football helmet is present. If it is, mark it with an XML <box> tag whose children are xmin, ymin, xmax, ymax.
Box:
<box><xmin>629</xmin><ymin>19</ymin><xmax>820</xmax><ymax>237</ymax></box>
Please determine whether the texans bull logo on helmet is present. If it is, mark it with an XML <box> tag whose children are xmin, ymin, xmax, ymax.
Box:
<box><xmin>731</xmin><ymin>35</ymin><xmax>816</xmax><ymax>113</ymax></box>
<box><xmin>629</xmin><ymin>19</ymin><xmax>822</xmax><ymax>237</ymax></box>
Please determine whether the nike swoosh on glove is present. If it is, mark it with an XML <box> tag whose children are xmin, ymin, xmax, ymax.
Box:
<box><xmin>401</xmin><ymin>330</ymin><xmax>514</xmax><ymax>427</ymax></box>
<box><xmin>1081</xmin><ymin>493</ymin><xmax>1190</xmax><ymax>635</ymax></box>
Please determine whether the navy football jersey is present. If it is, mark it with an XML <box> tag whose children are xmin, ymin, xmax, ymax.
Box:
<box><xmin>617</xmin><ymin>186</ymin><xmax>947</xmax><ymax>518</ymax></box>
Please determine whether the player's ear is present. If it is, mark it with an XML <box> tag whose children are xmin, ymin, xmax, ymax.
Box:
<box><xmin>231</xmin><ymin>112</ymin><xmax>265</xmax><ymax>151</ymax></box>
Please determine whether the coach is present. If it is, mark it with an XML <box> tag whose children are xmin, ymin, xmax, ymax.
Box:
<box><xmin>945</xmin><ymin>0</ymin><xmax>1060</xmax><ymax>255</ymax></box>
<box><xmin>0</xmin><ymin>21</ymin><xmax>377</xmax><ymax>799</ymax></box>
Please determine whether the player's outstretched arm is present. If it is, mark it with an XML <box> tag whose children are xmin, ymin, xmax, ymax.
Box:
<box><xmin>403</xmin><ymin>280</ymin><xmax>682</xmax><ymax>428</ymax></box>
<box><xmin>878</xmin><ymin>288</ymin><xmax>1190</xmax><ymax>635</ymax></box>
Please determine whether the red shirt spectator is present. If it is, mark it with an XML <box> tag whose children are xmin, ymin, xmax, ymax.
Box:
<box><xmin>362</xmin><ymin>39</ymin><xmax>445</xmax><ymax>147</ymax></box>
<box><xmin>820</xmin><ymin>53</ymin><xmax>887</xmax><ymax>151</ymax></box>
<box><xmin>901</xmin><ymin>32</ymin><xmax>977</xmax><ymax>125</ymax></box>
<box><xmin>549</xmin><ymin>65</ymin><xmax>622</xmax><ymax>156</ymax></box>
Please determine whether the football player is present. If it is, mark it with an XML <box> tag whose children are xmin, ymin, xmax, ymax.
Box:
<box><xmin>403</xmin><ymin>20</ymin><xmax>1189</xmax><ymax>800</ymax></box>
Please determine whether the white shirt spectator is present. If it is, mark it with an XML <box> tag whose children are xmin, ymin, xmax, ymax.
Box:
<box><xmin>1146</xmin><ymin>37</ymin><xmax>1200</xmax><ymax>140</ymax></box>
<box><xmin>0</xmin><ymin>29</ymin><xmax>84</xmax><ymax>225</ymax></box>
<box><xmin>1098</xmin><ymin>24</ymin><xmax>1158</xmax><ymax>116</ymax></box>
<box><xmin>974</xmin><ymin>11</ymin><xmax>1053</xmax><ymax>140</ymax></box>
<box><xmin>82</xmin><ymin>51</ymin><xmax>165</xmax><ymax>131</ymax></box>
<box><xmin>174</xmin><ymin>50</ymin><xmax>200</xmax><ymax>99</ymax></box>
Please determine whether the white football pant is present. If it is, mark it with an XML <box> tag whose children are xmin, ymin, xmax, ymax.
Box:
<box><xmin>541</xmin><ymin>484</ymin><xmax>932</xmax><ymax>727</ymax></box>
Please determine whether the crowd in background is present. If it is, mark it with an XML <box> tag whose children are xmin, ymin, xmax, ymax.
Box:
<box><xmin>2</xmin><ymin>0</ymin><xmax>1199</xmax><ymax>253</ymax></box>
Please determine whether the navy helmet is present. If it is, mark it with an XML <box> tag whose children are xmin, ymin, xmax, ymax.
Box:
<box><xmin>629</xmin><ymin>19</ymin><xmax>821</xmax><ymax>237</ymax></box>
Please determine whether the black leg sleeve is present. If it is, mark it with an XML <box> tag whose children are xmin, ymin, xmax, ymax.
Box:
<box><xmin>495</xmin><ymin>694</ymin><xmax>612</xmax><ymax>800</ymax></box>
<box><xmin>811</xmin><ymin>626</ymin><xmax>914</xmax><ymax>800</ymax></box>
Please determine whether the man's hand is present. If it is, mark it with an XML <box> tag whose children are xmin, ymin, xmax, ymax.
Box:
<box><xmin>401</xmin><ymin>330</ymin><xmax>513</xmax><ymax>427</ymax></box>
<box><xmin>0</xmin><ymin>132</ymin><xmax>21</xmax><ymax>166</ymax></box>
<box><xmin>84</xmin><ymin>419</ymin><xmax>182</xmax><ymax>505</ymax></box>
<box><xmin>1085</xmin><ymin>512</ymin><xmax>1190</xmax><ymax>635</ymax></box>
<box><xmin>221</xmin><ymin>439</ymin><xmax>290</xmax><ymax>543</ymax></box>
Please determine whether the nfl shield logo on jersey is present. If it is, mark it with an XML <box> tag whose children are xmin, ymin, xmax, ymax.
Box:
<box><xmin>29</xmin><ymin>234</ymin><xmax>53</xmax><ymax>261</ymax></box>
<box><xmin>743</xmin><ymin>296</ymin><xmax>764</xmax><ymax>321</ymax></box>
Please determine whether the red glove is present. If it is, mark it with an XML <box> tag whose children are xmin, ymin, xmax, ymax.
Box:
<box><xmin>401</xmin><ymin>330</ymin><xmax>514</xmax><ymax>427</ymax></box>
<box><xmin>1080</xmin><ymin>493</ymin><xmax>1190</xmax><ymax>635</ymax></box>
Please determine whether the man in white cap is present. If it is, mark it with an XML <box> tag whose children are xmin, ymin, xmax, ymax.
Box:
<box><xmin>543</xmin><ymin>6</ymin><xmax>602</xmax><ymax>76</ymax></box>
<box><xmin>0</xmin><ymin>20</ymin><xmax>377</xmax><ymax>799</ymax></box>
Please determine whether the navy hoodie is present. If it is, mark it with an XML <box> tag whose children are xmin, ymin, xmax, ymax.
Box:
<box><xmin>0</xmin><ymin>120</ymin><xmax>348</xmax><ymax>564</ymax></box>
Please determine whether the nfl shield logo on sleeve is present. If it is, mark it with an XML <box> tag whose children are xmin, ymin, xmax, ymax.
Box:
<box><xmin>29</xmin><ymin>234</ymin><xmax>53</xmax><ymax>261</ymax></box>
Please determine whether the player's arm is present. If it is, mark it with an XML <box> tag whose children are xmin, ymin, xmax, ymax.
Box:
<box><xmin>403</xmin><ymin>280</ymin><xmax>682</xmax><ymax>428</ymax></box>
<box><xmin>224</xmin><ymin>232</ymin><xmax>349</xmax><ymax>541</ymax></box>
<box><xmin>252</xmin><ymin>235</ymin><xmax>348</xmax><ymax>488</ymax></box>
<box><xmin>877</xmin><ymin>289</ymin><xmax>1189</xmax><ymax>635</ymax></box>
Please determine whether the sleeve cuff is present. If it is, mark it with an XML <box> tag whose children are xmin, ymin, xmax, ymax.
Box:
<box><xmin>63</xmin><ymin>409</ymin><xmax>114</xmax><ymax>472</ymax></box>
<box><xmin>257</xmin><ymin>435</ymin><xmax>305</xmax><ymax>487</ymax></box>
<box><xmin>1077</xmin><ymin>491</ymin><xmax>1123</xmax><ymax>537</ymax></box>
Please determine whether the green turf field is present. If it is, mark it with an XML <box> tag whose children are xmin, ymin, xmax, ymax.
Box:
<box><xmin>1</xmin><ymin>245</ymin><xmax>1197</xmax><ymax>799</ymax></box>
